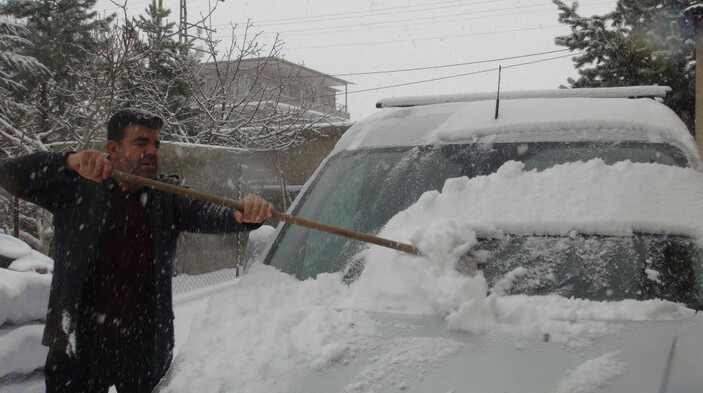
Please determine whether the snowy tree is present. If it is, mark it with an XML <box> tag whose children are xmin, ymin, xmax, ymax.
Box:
<box><xmin>55</xmin><ymin>22</ymin><xmax>134</xmax><ymax>147</ymax></box>
<box><xmin>75</xmin><ymin>0</ymin><xmax>206</xmax><ymax>144</ymax></box>
<box><xmin>1</xmin><ymin>0</ymin><xmax>113</xmax><ymax>142</ymax></box>
<box><xmin>56</xmin><ymin>3</ymin><xmax>177</xmax><ymax>147</ymax></box>
<box><xmin>125</xmin><ymin>0</ymin><xmax>202</xmax><ymax>140</ymax></box>
<box><xmin>187</xmin><ymin>26</ymin><xmax>344</xmax><ymax>149</ymax></box>
<box><xmin>553</xmin><ymin>0</ymin><xmax>695</xmax><ymax>131</ymax></box>
<box><xmin>0</xmin><ymin>0</ymin><xmax>110</xmax><ymax>251</ymax></box>
<box><xmin>181</xmin><ymin>21</ymin><xmax>349</xmax><ymax>205</ymax></box>
<box><xmin>0</xmin><ymin>16</ymin><xmax>53</xmax><ymax>250</ymax></box>
<box><xmin>0</xmin><ymin>16</ymin><xmax>48</xmax><ymax>154</ymax></box>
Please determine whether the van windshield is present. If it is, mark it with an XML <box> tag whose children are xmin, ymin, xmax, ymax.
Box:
<box><xmin>265</xmin><ymin>141</ymin><xmax>690</xmax><ymax>283</ymax></box>
<box><xmin>466</xmin><ymin>234</ymin><xmax>703</xmax><ymax>308</ymax></box>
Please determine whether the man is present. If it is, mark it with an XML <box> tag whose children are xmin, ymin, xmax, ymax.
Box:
<box><xmin>0</xmin><ymin>108</ymin><xmax>274</xmax><ymax>392</ymax></box>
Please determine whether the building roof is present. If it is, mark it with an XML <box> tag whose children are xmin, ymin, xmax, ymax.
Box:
<box><xmin>203</xmin><ymin>57</ymin><xmax>352</xmax><ymax>89</ymax></box>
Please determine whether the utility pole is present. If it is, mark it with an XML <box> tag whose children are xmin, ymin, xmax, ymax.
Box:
<box><xmin>686</xmin><ymin>4</ymin><xmax>703</xmax><ymax>157</ymax></box>
<box><xmin>178</xmin><ymin>0</ymin><xmax>219</xmax><ymax>48</ymax></box>
<box><xmin>179</xmin><ymin>0</ymin><xmax>187</xmax><ymax>44</ymax></box>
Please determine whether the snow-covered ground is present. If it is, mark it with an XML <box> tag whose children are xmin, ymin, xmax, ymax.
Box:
<box><xmin>0</xmin><ymin>231</ymin><xmax>240</xmax><ymax>392</ymax></box>
<box><xmin>0</xmin><ymin>234</ymin><xmax>54</xmax><ymax>327</ymax></box>
<box><xmin>0</xmin><ymin>291</ymin><xmax>216</xmax><ymax>392</ymax></box>
<box><xmin>0</xmin><ymin>233</ymin><xmax>54</xmax><ymax>392</ymax></box>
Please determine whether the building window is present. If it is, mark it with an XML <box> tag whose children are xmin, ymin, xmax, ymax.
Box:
<box><xmin>235</xmin><ymin>77</ymin><xmax>251</xmax><ymax>96</ymax></box>
<box><xmin>314</xmin><ymin>94</ymin><xmax>326</xmax><ymax>107</ymax></box>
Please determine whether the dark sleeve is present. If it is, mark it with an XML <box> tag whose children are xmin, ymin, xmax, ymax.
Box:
<box><xmin>174</xmin><ymin>195</ymin><xmax>261</xmax><ymax>234</ymax></box>
<box><xmin>0</xmin><ymin>152</ymin><xmax>78</xmax><ymax>212</ymax></box>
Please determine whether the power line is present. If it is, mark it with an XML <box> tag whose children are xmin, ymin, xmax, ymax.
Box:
<box><xmin>211</xmin><ymin>23</ymin><xmax>568</xmax><ymax>50</ymax></box>
<box><xmin>338</xmin><ymin>52</ymin><xmax>581</xmax><ymax>96</ymax></box>
<box><xmin>221</xmin><ymin>0</ymin><xmax>505</xmax><ymax>28</ymax></box>
<box><xmin>283</xmin><ymin>25</ymin><xmax>565</xmax><ymax>50</ymax></box>
<box><xmin>239</xmin><ymin>1</ymin><xmax>580</xmax><ymax>36</ymax></box>
<box><xmin>213</xmin><ymin>0</ymin><xmax>613</xmax><ymax>38</ymax></box>
<box><xmin>209</xmin><ymin>0</ymin><xmax>613</xmax><ymax>43</ymax></box>
<box><xmin>245</xmin><ymin>0</ymin><xmax>494</xmax><ymax>25</ymax></box>
<box><xmin>92</xmin><ymin>0</ymin><xmax>498</xmax><ymax>23</ymax></box>
<box><xmin>317</xmin><ymin>49</ymin><xmax>571</xmax><ymax>77</ymax></box>
<box><xmin>93</xmin><ymin>0</ymin><xmax>158</xmax><ymax>13</ymax></box>
<box><xmin>95</xmin><ymin>0</ymin><xmax>614</xmax><ymax>40</ymax></box>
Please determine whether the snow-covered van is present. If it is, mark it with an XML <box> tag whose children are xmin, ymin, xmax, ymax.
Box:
<box><xmin>160</xmin><ymin>86</ymin><xmax>703</xmax><ymax>393</ymax></box>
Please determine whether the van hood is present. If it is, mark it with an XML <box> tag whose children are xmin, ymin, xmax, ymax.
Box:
<box><xmin>285</xmin><ymin>311</ymin><xmax>703</xmax><ymax>393</ymax></box>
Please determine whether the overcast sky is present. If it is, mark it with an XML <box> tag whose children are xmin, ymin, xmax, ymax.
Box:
<box><xmin>94</xmin><ymin>0</ymin><xmax>618</xmax><ymax>120</ymax></box>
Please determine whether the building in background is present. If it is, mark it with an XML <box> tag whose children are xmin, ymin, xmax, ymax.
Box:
<box><xmin>201</xmin><ymin>57</ymin><xmax>351</xmax><ymax>121</ymax></box>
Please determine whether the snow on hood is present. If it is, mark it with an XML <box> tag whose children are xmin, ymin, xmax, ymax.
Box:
<box><xmin>552</xmin><ymin>351</ymin><xmax>628</xmax><ymax>393</ymax></box>
<box><xmin>163</xmin><ymin>160</ymin><xmax>700</xmax><ymax>392</ymax></box>
<box><xmin>164</xmin><ymin>262</ymin><xmax>693</xmax><ymax>392</ymax></box>
<box><xmin>162</xmin><ymin>266</ymin><xmax>375</xmax><ymax>392</ymax></box>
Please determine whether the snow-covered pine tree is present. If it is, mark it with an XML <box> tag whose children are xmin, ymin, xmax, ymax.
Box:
<box><xmin>0</xmin><ymin>17</ymin><xmax>53</xmax><ymax>250</ymax></box>
<box><xmin>0</xmin><ymin>16</ymin><xmax>47</xmax><ymax>155</ymax></box>
<box><xmin>0</xmin><ymin>0</ymin><xmax>110</xmax><ymax>252</ymax></box>
<box><xmin>553</xmin><ymin>0</ymin><xmax>695</xmax><ymax>131</ymax></box>
<box><xmin>1</xmin><ymin>0</ymin><xmax>112</xmax><ymax>143</ymax></box>
<box><xmin>128</xmin><ymin>0</ymin><xmax>202</xmax><ymax>142</ymax></box>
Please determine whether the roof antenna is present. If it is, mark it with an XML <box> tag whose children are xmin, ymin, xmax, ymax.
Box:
<box><xmin>494</xmin><ymin>65</ymin><xmax>502</xmax><ymax>120</ymax></box>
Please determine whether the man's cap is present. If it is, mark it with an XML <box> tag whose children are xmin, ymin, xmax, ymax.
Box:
<box><xmin>107</xmin><ymin>108</ymin><xmax>164</xmax><ymax>141</ymax></box>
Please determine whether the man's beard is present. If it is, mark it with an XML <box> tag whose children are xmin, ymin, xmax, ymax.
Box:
<box><xmin>123</xmin><ymin>155</ymin><xmax>158</xmax><ymax>178</ymax></box>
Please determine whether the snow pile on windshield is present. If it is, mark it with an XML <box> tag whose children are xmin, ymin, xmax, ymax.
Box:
<box><xmin>163</xmin><ymin>160</ymin><xmax>700</xmax><ymax>392</ymax></box>
<box><xmin>352</xmin><ymin>159</ymin><xmax>697</xmax><ymax>336</ymax></box>
<box><xmin>376</xmin><ymin>159</ymin><xmax>703</xmax><ymax>237</ymax></box>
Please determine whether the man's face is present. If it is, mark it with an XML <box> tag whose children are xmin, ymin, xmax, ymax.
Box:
<box><xmin>107</xmin><ymin>124</ymin><xmax>160</xmax><ymax>179</ymax></box>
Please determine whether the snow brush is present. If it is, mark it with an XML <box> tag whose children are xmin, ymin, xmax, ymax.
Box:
<box><xmin>112</xmin><ymin>170</ymin><xmax>421</xmax><ymax>256</ymax></box>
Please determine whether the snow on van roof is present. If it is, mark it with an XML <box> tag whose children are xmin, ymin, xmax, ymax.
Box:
<box><xmin>431</xmin><ymin>98</ymin><xmax>691</xmax><ymax>143</ymax></box>
<box><xmin>334</xmin><ymin>96</ymin><xmax>699</xmax><ymax>167</ymax></box>
<box><xmin>376</xmin><ymin>86</ymin><xmax>671</xmax><ymax>108</ymax></box>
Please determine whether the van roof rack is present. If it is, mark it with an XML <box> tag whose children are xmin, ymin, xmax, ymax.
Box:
<box><xmin>376</xmin><ymin>86</ymin><xmax>671</xmax><ymax>108</ymax></box>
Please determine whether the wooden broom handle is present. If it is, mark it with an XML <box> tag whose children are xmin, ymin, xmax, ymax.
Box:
<box><xmin>111</xmin><ymin>170</ymin><xmax>421</xmax><ymax>255</ymax></box>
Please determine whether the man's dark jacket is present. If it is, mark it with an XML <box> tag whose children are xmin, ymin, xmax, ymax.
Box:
<box><xmin>0</xmin><ymin>152</ymin><xmax>258</xmax><ymax>376</ymax></box>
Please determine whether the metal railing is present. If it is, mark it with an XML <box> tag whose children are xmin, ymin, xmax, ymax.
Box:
<box><xmin>172</xmin><ymin>267</ymin><xmax>241</xmax><ymax>295</ymax></box>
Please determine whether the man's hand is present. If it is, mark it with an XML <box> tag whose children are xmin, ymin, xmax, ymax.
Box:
<box><xmin>65</xmin><ymin>150</ymin><xmax>112</xmax><ymax>183</ymax></box>
<box><xmin>234</xmin><ymin>194</ymin><xmax>274</xmax><ymax>224</ymax></box>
